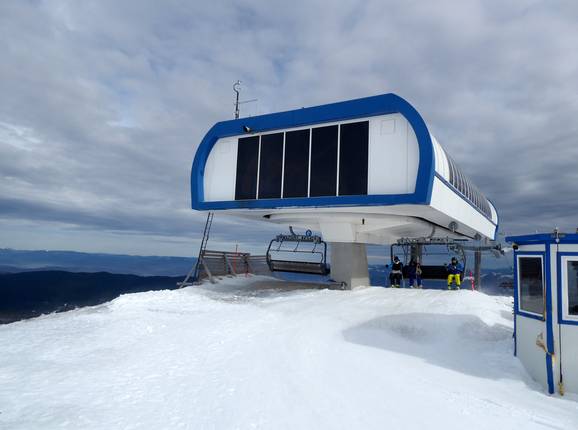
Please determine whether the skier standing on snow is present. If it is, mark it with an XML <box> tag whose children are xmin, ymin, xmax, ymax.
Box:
<box><xmin>408</xmin><ymin>258</ymin><xmax>423</xmax><ymax>289</ymax></box>
<box><xmin>446</xmin><ymin>257</ymin><xmax>463</xmax><ymax>290</ymax></box>
<box><xmin>390</xmin><ymin>256</ymin><xmax>403</xmax><ymax>288</ymax></box>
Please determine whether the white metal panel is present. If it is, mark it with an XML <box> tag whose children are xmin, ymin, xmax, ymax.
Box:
<box><xmin>516</xmin><ymin>244</ymin><xmax>546</xmax><ymax>252</ymax></box>
<box><xmin>429</xmin><ymin>177</ymin><xmax>496</xmax><ymax>240</ymax></box>
<box><xmin>368</xmin><ymin>113</ymin><xmax>419</xmax><ymax>195</ymax></box>
<box><xmin>431</xmin><ymin>135</ymin><xmax>450</xmax><ymax>180</ymax></box>
<box><xmin>489</xmin><ymin>202</ymin><xmax>498</xmax><ymax>225</ymax></box>
<box><xmin>557</xmin><ymin>244</ymin><xmax>578</xmax><ymax>253</ymax></box>
<box><xmin>516</xmin><ymin>316</ymin><xmax>548</xmax><ymax>390</ymax></box>
<box><xmin>560</xmin><ymin>325</ymin><xmax>578</xmax><ymax>394</ymax></box>
<box><xmin>204</xmin><ymin>138</ymin><xmax>238</xmax><ymax>202</ymax></box>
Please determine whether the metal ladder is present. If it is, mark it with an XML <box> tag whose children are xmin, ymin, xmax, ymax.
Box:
<box><xmin>178</xmin><ymin>212</ymin><xmax>214</xmax><ymax>287</ymax></box>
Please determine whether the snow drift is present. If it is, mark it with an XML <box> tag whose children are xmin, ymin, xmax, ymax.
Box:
<box><xmin>1</xmin><ymin>276</ymin><xmax>576</xmax><ymax>429</ymax></box>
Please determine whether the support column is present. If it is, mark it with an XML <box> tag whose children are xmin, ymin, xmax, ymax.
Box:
<box><xmin>410</xmin><ymin>244</ymin><xmax>423</xmax><ymax>263</ymax></box>
<box><xmin>474</xmin><ymin>248</ymin><xmax>482</xmax><ymax>291</ymax></box>
<box><xmin>330</xmin><ymin>242</ymin><xmax>370</xmax><ymax>289</ymax></box>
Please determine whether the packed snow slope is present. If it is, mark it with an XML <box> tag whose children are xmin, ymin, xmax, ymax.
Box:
<box><xmin>1</xmin><ymin>277</ymin><xmax>577</xmax><ymax>429</ymax></box>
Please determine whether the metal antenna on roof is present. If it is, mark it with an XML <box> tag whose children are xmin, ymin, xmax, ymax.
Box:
<box><xmin>233</xmin><ymin>80</ymin><xmax>257</xmax><ymax>119</ymax></box>
<box><xmin>234</xmin><ymin>80</ymin><xmax>241</xmax><ymax>119</ymax></box>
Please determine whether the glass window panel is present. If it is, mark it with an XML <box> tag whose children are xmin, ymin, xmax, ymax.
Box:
<box><xmin>235</xmin><ymin>136</ymin><xmax>259</xmax><ymax>200</ymax></box>
<box><xmin>283</xmin><ymin>129</ymin><xmax>310</xmax><ymax>198</ymax></box>
<box><xmin>567</xmin><ymin>261</ymin><xmax>578</xmax><ymax>316</ymax></box>
<box><xmin>258</xmin><ymin>133</ymin><xmax>283</xmax><ymax>199</ymax></box>
<box><xmin>310</xmin><ymin>125</ymin><xmax>338</xmax><ymax>197</ymax></box>
<box><xmin>339</xmin><ymin>121</ymin><xmax>368</xmax><ymax>196</ymax></box>
<box><xmin>518</xmin><ymin>257</ymin><xmax>544</xmax><ymax>315</ymax></box>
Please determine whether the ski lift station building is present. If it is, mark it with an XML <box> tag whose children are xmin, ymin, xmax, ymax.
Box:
<box><xmin>191</xmin><ymin>93</ymin><xmax>498</xmax><ymax>287</ymax></box>
<box><xmin>506</xmin><ymin>232</ymin><xmax>578</xmax><ymax>395</ymax></box>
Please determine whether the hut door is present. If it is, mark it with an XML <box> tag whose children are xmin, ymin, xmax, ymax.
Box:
<box><xmin>515</xmin><ymin>254</ymin><xmax>550</xmax><ymax>390</ymax></box>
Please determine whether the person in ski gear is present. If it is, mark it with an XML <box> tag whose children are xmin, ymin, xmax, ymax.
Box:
<box><xmin>408</xmin><ymin>258</ymin><xmax>423</xmax><ymax>289</ymax></box>
<box><xmin>446</xmin><ymin>257</ymin><xmax>463</xmax><ymax>290</ymax></box>
<box><xmin>390</xmin><ymin>256</ymin><xmax>403</xmax><ymax>288</ymax></box>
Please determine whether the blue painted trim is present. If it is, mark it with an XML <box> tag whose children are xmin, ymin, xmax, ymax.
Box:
<box><xmin>556</xmin><ymin>251</ymin><xmax>578</xmax><ymax>326</ymax></box>
<box><xmin>193</xmin><ymin>193</ymin><xmax>420</xmax><ymax>210</ymax></box>
<box><xmin>434</xmin><ymin>173</ymin><xmax>496</xmax><ymax>226</ymax></box>
<box><xmin>516</xmin><ymin>310</ymin><xmax>545</xmax><ymax>321</ymax></box>
<box><xmin>544</xmin><ymin>245</ymin><xmax>555</xmax><ymax>394</ymax></box>
<box><xmin>513</xmin><ymin>251</ymin><xmax>518</xmax><ymax>356</ymax></box>
<box><xmin>191</xmin><ymin>93</ymin><xmax>435</xmax><ymax>210</ymax></box>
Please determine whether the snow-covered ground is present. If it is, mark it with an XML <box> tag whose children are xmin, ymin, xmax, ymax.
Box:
<box><xmin>1</xmin><ymin>276</ymin><xmax>577</xmax><ymax>429</ymax></box>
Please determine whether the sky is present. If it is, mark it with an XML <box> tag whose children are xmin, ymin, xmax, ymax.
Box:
<box><xmin>1</xmin><ymin>0</ymin><xmax>577</xmax><ymax>258</ymax></box>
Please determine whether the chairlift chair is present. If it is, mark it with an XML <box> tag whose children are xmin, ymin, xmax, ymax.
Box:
<box><xmin>266</xmin><ymin>228</ymin><xmax>330</xmax><ymax>276</ymax></box>
<box><xmin>391</xmin><ymin>239</ymin><xmax>467</xmax><ymax>280</ymax></box>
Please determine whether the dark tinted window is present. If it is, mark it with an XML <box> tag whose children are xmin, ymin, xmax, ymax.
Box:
<box><xmin>235</xmin><ymin>136</ymin><xmax>259</xmax><ymax>200</ymax></box>
<box><xmin>310</xmin><ymin>125</ymin><xmax>338</xmax><ymax>197</ymax></box>
<box><xmin>518</xmin><ymin>257</ymin><xmax>544</xmax><ymax>315</ymax></box>
<box><xmin>567</xmin><ymin>261</ymin><xmax>578</xmax><ymax>316</ymax></box>
<box><xmin>258</xmin><ymin>133</ymin><xmax>283</xmax><ymax>199</ymax></box>
<box><xmin>283</xmin><ymin>129</ymin><xmax>310</xmax><ymax>198</ymax></box>
<box><xmin>339</xmin><ymin>121</ymin><xmax>368</xmax><ymax>196</ymax></box>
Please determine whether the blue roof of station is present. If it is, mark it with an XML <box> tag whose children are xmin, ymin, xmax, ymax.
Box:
<box><xmin>506</xmin><ymin>233</ymin><xmax>578</xmax><ymax>244</ymax></box>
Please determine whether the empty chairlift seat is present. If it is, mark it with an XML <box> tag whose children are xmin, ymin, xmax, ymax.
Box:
<box><xmin>266</xmin><ymin>230</ymin><xmax>329</xmax><ymax>276</ymax></box>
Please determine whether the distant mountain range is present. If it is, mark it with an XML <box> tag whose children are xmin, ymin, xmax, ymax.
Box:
<box><xmin>0</xmin><ymin>271</ymin><xmax>183</xmax><ymax>324</ymax></box>
<box><xmin>0</xmin><ymin>249</ymin><xmax>513</xmax><ymax>325</ymax></box>
<box><xmin>0</xmin><ymin>248</ymin><xmax>195</xmax><ymax>276</ymax></box>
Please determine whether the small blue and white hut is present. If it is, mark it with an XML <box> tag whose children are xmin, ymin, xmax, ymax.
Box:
<box><xmin>506</xmin><ymin>232</ymin><xmax>578</xmax><ymax>395</ymax></box>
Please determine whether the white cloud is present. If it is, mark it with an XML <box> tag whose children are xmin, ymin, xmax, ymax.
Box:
<box><xmin>1</xmin><ymin>0</ymin><xmax>577</xmax><ymax>255</ymax></box>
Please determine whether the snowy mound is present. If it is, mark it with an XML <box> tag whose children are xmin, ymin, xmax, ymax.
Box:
<box><xmin>1</xmin><ymin>276</ymin><xmax>576</xmax><ymax>429</ymax></box>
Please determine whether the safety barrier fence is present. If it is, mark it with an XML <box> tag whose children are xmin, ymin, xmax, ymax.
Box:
<box><xmin>195</xmin><ymin>250</ymin><xmax>271</xmax><ymax>283</ymax></box>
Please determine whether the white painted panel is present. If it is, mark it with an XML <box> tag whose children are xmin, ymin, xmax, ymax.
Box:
<box><xmin>431</xmin><ymin>135</ymin><xmax>450</xmax><ymax>180</ymax></box>
<box><xmin>516</xmin><ymin>316</ymin><xmax>548</xmax><ymax>390</ymax></box>
<box><xmin>489</xmin><ymin>202</ymin><xmax>498</xmax><ymax>225</ymax></box>
<box><xmin>368</xmin><ymin>113</ymin><xmax>419</xmax><ymax>195</ymax></box>
<box><xmin>560</xmin><ymin>325</ymin><xmax>578</xmax><ymax>394</ymax></box>
<box><xmin>204</xmin><ymin>138</ymin><xmax>238</xmax><ymax>202</ymax></box>
<box><xmin>557</xmin><ymin>244</ymin><xmax>578</xmax><ymax>253</ymax></box>
<box><xmin>516</xmin><ymin>244</ymin><xmax>546</xmax><ymax>253</ymax></box>
<box><xmin>429</xmin><ymin>177</ymin><xmax>496</xmax><ymax>240</ymax></box>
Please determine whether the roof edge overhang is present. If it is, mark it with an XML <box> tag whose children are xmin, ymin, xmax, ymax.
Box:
<box><xmin>506</xmin><ymin>233</ymin><xmax>578</xmax><ymax>244</ymax></box>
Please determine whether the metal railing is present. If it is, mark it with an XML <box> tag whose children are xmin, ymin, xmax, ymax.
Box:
<box><xmin>178</xmin><ymin>250</ymin><xmax>271</xmax><ymax>287</ymax></box>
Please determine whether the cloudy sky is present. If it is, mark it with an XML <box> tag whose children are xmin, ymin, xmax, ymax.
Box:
<box><xmin>1</xmin><ymin>0</ymin><xmax>577</xmax><ymax>257</ymax></box>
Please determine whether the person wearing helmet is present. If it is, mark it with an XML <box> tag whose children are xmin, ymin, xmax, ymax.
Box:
<box><xmin>390</xmin><ymin>256</ymin><xmax>403</xmax><ymax>288</ymax></box>
<box><xmin>446</xmin><ymin>257</ymin><xmax>463</xmax><ymax>290</ymax></box>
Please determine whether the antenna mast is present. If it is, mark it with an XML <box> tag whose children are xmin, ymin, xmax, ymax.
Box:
<box><xmin>233</xmin><ymin>80</ymin><xmax>257</xmax><ymax>119</ymax></box>
<box><xmin>233</xmin><ymin>80</ymin><xmax>241</xmax><ymax>119</ymax></box>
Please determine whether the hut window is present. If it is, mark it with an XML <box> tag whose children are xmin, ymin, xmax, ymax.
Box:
<box><xmin>235</xmin><ymin>136</ymin><xmax>260</xmax><ymax>200</ymax></box>
<box><xmin>518</xmin><ymin>256</ymin><xmax>544</xmax><ymax>316</ymax></box>
<box><xmin>258</xmin><ymin>133</ymin><xmax>283</xmax><ymax>199</ymax></box>
<box><xmin>283</xmin><ymin>129</ymin><xmax>310</xmax><ymax>198</ymax></box>
<box><xmin>310</xmin><ymin>125</ymin><xmax>338</xmax><ymax>197</ymax></box>
<box><xmin>339</xmin><ymin>121</ymin><xmax>369</xmax><ymax>196</ymax></box>
<box><xmin>566</xmin><ymin>260</ymin><xmax>578</xmax><ymax>316</ymax></box>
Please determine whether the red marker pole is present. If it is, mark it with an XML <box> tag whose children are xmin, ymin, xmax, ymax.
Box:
<box><xmin>470</xmin><ymin>270</ymin><xmax>475</xmax><ymax>290</ymax></box>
